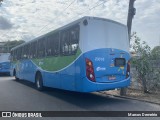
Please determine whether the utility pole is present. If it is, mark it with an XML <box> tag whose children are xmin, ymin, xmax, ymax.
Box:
<box><xmin>0</xmin><ymin>0</ymin><xmax>3</xmax><ymax>6</ymax></box>
<box><xmin>127</xmin><ymin>0</ymin><xmax>136</xmax><ymax>41</ymax></box>
<box><xmin>120</xmin><ymin>0</ymin><xmax>136</xmax><ymax>96</ymax></box>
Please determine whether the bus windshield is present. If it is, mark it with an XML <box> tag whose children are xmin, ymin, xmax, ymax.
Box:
<box><xmin>0</xmin><ymin>53</ymin><xmax>10</xmax><ymax>63</ymax></box>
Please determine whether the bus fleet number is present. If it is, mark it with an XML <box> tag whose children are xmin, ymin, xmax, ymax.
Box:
<box><xmin>95</xmin><ymin>57</ymin><xmax>105</xmax><ymax>61</ymax></box>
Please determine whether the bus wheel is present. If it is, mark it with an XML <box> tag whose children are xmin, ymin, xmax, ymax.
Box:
<box><xmin>14</xmin><ymin>70</ymin><xmax>19</xmax><ymax>81</ymax></box>
<box><xmin>35</xmin><ymin>72</ymin><xmax>44</xmax><ymax>91</ymax></box>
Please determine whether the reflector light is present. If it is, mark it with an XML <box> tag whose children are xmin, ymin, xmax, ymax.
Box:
<box><xmin>126</xmin><ymin>60</ymin><xmax>130</xmax><ymax>78</ymax></box>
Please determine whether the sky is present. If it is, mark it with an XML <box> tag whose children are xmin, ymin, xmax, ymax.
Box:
<box><xmin>0</xmin><ymin>0</ymin><xmax>160</xmax><ymax>49</ymax></box>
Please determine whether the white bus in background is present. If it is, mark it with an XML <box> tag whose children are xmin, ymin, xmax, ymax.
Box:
<box><xmin>0</xmin><ymin>53</ymin><xmax>10</xmax><ymax>75</ymax></box>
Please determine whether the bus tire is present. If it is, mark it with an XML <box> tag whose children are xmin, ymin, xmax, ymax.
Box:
<box><xmin>13</xmin><ymin>69</ymin><xmax>19</xmax><ymax>81</ymax></box>
<box><xmin>35</xmin><ymin>72</ymin><xmax>44</xmax><ymax>91</ymax></box>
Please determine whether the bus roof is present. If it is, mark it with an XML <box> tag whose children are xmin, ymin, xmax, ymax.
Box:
<box><xmin>11</xmin><ymin>16</ymin><xmax>126</xmax><ymax>51</ymax></box>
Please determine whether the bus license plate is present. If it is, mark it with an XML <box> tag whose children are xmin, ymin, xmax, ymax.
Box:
<box><xmin>108</xmin><ymin>76</ymin><xmax>116</xmax><ymax>80</ymax></box>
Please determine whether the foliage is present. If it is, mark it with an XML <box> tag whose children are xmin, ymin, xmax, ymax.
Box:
<box><xmin>2</xmin><ymin>40</ymin><xmax>25</xmax><ymax>53</ymax></box>
<box><xmin>130</xmin><ymin>32</ymin><xmax>151</xmax><ymax>93</ymax></box>
<box><xmin>147</xmin><ymin>67</ymin><xmax>160</xmax><ymax>92</ymax></box>
<box><xmin>131</xmin><ymin>32</ymin><xmax>151</xmax><ymax>77</ymax></box>
<box><xmin>151</xmin><ymin>46</ymin><xmax>160</xmax><ymax>60</ymax></box>
<box><xmin>149</xmin><ymin>46</ymin><xmax>160</xmax><ymax>92</ymax></box>
<box><xmin>131</xmin><ymin>32</ymin><xmax>160</xmax><ymax>93</ymax></box>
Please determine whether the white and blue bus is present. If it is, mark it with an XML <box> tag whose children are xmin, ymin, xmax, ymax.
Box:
<box><xmin>10</xmin><ymin>16</ymin><xmax>131</xmax><ymax>92</ymax></box>
<box><xmin>0</xmin><ymin>53</ymin><xmax>11</xmax><ymax>75</ymax></box>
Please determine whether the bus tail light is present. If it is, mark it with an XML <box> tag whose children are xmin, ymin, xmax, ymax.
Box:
<box><xmin>126</xmin><ymin>60</ymin><xmax>130</xmax><ymax>78</ymax></box>
<box><xmin>85</xmin><ymin>58</ymin><xmax>95</xmax><ymax>82</ymax></box>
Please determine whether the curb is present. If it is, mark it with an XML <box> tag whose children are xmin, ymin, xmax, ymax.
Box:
<box><xmin>98</xmin><ymin>92</ymin><xmax>160</xmax><ymax>105</ymax></box>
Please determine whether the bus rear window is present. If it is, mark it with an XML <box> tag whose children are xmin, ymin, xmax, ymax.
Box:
<box><xmin>115</xmin><ymin>58</ymin><xmax>126</xmax><ymax>67</ymax></box>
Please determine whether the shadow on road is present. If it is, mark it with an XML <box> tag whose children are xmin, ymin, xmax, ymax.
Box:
<box><xmin>13</xmin><ymin>79</ymin><xmax>129</xmax><ymax>109</ymax></box>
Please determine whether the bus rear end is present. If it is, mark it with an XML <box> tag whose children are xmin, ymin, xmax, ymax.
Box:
<box><xmin>79</xmin><ymin>17</ymin><xmax>131</xmax><ymax>92</ymax></box>
<box><xmin>0</xmin><ymin>53</ymin><xmax>11</xmax><ymax>75</ymax></box>
<box><xmin>82</xmin><ymin>48</ymin><xmax>130</xmax><ymax>92</ymax></box>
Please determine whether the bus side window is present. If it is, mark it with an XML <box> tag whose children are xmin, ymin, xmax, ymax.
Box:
<box><xmin>13</xmin><ymin>50</ymin><xmax>16</xmax><ymax>60</ymax></box>
<box><xmin>37</xmin><ymin>38</ymin><xmax>45</xmax><ymax>58</ymax></box>
<box><xmin>29</xmin><ymin>41</ymin><xmax>37</xmax><ymax>58</ymax></box>
<box><xmin>22</xmin><ymin>45</ymin><xmax>29</xmax><ymax>59</ymax></box>
<box><xmin>17</xmin><ymin>47</ymin><xmax>22</xmax><ymax>60</ymax></box>
<box><xmin>53</xmin><ymin>33</ymin><xmax>59</xmax><ymax>56</ymax></box>
<box><xmin>16</xmin><ymin>49</ymin><xmax>18</xmax><ymax>60</ymax></box>
<box><xmin>70</xmin><ymin>26</ymin><xmax>79</xmax><ymax>54</ymax></box>
<box><xmin>26</xmin><ymin>44</ymin><xmax>30</xmax><ymax>58</ymax></box>
<box><xmin>10</xmin><ymin>51</ymin><xmax>13</xmax><ymax>61</ymax></box>
<box><xmin>46</xmin><ymin>37</ymin><xmax>52</xmax><ymax>56</ymax></box>
<box><xmin>15</xmin><ymin>49</ymin><xmax>18</xmax><ymax>60</ymax></box>
<box><xmin>21</xmin><ymin>46</ymin><xmax>24</xmax><ymax>59</ymax></box>
<box><xmin>60</xmin><ymin>25</ymin><xmax>79</xmax><ymax>56</ymax></box>
<box><xmin>61</xmin><ymin>31</ymin><xmax>70</xmax><ymax>55</ymax></box>
<box><xmin>46</xmin><ymin>33</ymin><xmax>59</xmax><ymax>57</ymax></box>
<box><xmin>29</xmin><ymin>44</ymin><xmax>31</xmax><ymax>58</ymax></box>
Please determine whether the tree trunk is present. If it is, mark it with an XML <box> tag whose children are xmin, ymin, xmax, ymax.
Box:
<box><xmin>141</xmin><ymin>77</ymin><xmax>149</xmax><ymax>93</ymax></box>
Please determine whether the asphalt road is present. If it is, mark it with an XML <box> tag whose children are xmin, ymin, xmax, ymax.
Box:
<box><xmin>0</xmin><ymin>76</ymin><xmax>159</xmax><ymax>120</ymax></box>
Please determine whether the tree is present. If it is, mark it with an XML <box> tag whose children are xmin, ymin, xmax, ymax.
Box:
<box><xmin>131</xmin><ymin>32</ymin><xmax>151</xmax><ymax>93</ymax></box>
<box><xmin>3</xmin><ymin>40</ymin><xmax>25</xmax><ymax>53</ymax></box>
<box><xmin>149</xmin><ymin>46</ymin><xmax>160</xmax><ymax>92</ymax></box>
<box><xmin>151</xmin><ymin>46</ymin><xmax>160</xmax><ymax>60</ymax></box>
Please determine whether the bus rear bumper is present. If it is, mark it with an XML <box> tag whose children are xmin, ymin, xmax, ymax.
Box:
<box><xmin>82</xmin><ymin>77</ymin><xmax>131</xmax><ymax>92</ymax></box>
